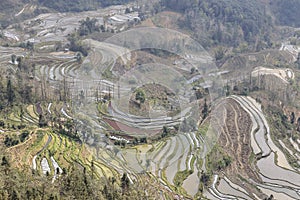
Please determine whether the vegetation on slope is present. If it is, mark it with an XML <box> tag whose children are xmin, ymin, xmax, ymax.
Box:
<box><xmin>1</xmin><ymin>0</ymin><xmax>300</xmax><ymax>199</ymax></box>
<box><xmin>0</xmin><ymin>154</ymin><xmax>153</xmax><ymax>199</ymax></box>
<box><xmin>270</xmin><ymin>0</ymin><xmax>300</xmax><ymax>27</ymax></box>
<box><xmin>161</xmin><ymin>0</ymin><xmax>273</xmax><ymax>50</ymax></box>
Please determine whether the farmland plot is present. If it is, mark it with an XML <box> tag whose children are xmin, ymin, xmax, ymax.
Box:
<box><xmin>207</xmin><ymin>96</ymin><xmax>300</xmax><ymax>200</ymax></box>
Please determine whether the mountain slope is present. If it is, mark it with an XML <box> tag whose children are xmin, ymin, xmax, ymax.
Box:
<box><xmin>37</xmin><ymin>0</ymin><xmax>134</xmax><ymax>12</ymax></box>
<box><xmin>270</xmin><ymin>0</ymin><xmax>300</xmax><ymax>27</ymax></box>
<box><xmin>161</xmin><ymin>0</ymin><xmax>273</xmax><ymax>49</ymax></box>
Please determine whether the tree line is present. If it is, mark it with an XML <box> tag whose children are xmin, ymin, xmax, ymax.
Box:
<box><xmin>161</xmin><ymin>0</ymin><xmax>273</xmax><ymax>50</ymax></box>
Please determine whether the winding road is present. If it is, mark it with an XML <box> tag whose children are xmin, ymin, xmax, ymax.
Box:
<box><xmin>32</xmin><ymin>134</ymin><xmax>52</xmax><ymax>170</ymax></box>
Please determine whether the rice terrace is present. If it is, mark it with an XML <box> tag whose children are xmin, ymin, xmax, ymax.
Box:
<box><xmin>0</xmin><ymin>0</ymin><xmax>300</xmax><ymax>199</ymax></box>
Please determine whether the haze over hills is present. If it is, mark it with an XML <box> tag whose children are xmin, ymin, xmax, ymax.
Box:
<box><xmin>1</xmin><ymin>0</ymin><xmax>300</xmax><ymax>45</ymax></box>
<box><xmin>37</xmin><ymin>0</ymin><xmax>134</xmax><ymax>12</ymax></box>
<box><xmin>0</xmin><ymin>0</ymin><xmax>136</xmax><ymax>28</ymax></box>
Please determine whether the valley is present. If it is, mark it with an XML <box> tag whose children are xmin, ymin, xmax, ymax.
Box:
<box><xmin>0</xmin><ymin>1</ymin><xmax>300</xmax><ymax>200</ymax></box>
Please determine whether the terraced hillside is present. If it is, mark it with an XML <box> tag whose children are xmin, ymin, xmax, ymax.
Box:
<box><xmin>1</xmin><ymin>1</ymin><xmax>300</xmax><ymax>199</ymax></box>
<box><xmin>204</xmin><ymin>96</ymin><xmax>300</xmax><ymax>200</ymax></box>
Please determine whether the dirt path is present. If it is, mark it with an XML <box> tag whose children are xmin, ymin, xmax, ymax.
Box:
<box><xmin>252</xmin><ymin>67</ymin><xmax>294</xmax><ymax>84</ymax></box>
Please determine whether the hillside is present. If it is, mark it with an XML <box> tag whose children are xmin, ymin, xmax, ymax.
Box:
<box><xmin>1</xmin><ymin>0</ymin><xmax>300</xmax><ymax>200</ymax></box>
<box><xmin>0</xmin><ymin>0</ymin><xmax>30</xmax><ymax>11</ymax></box>
<box><xmin>0</xmin><ymin>0</ymin><xmax>30</xmax><ymax>27</ymax></box>
<box><xmin>0</xmin><ymin>0</ymin><xmax>135</xmax><ymax>28</ymax></box>
<box><xmin>160</xmin><ymin>0</ymin><xmax>273</xmax><ymax>49</ymax></box>
<box><xmin>270</xmin><ymin>0</ymin><xmax>300</xmax><ymax>27</ymax></box>
<box><xmin>37</xmin><ymin>0</ymin><xmax>134</xmax><ymax>12</ymax></box>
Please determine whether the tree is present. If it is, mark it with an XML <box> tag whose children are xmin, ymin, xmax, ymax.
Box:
<box><xmin>125</xmin><ymin>8</ymin><xmax>131</xmax><ymax>14</ymax></box>
<box><xmin>135</xmin><ymin>89</ymin><xmax>145</xmax><ymax>103</ymax></box>
<box><xmin>291</xmin><ymin>112</ymin><xmax>295</xmax><ymax>124</ymax></box>
<box><xmin>0</xmin><ymin>80</ymin><xmax>4</xmax><ymax>110</ymax></box>
<box><xmin>214</xmin><ymin>46</ymin><xmax>225</xmax><ymax>61</ymax></box>
<box><xmin>146</xmin><ymin>159</ymin><xmax>150</xmax><ymax>169</ymax></box>
<box><xmin>56</xmin><ymin>167</ymin><xmax>60</xmax><ymax>175</ymax></box>
<box><xmin>11</xmin><ymin>190</ymin><xmax>19</xmax><ymax>200</ymax></box>
<box><xmin>76</xmin><ymin>52</ymin><xmax>82</xmax><ymax>62</ymax></box>
<box><xmin>296</xmin><ymin>53</ymin><xmax>300</xmax><ymax>68</ymax></box>
<box><xmin>26</xmin><ymin>41</ymin><xmax>34</xmax><ymax>51</ymax></box>
<box><xmin>202</xmin><ymin>99</ymin><xmax>208</xmax><ymax>119</ymax></box>
<box><xmin>162</xmin><ymin>126</ymin><xmax>169</xmax><ymax>138</ymax></box>
<box><xmin>190</xmin><ymin>67</ymin><xmax>196</xmax><ymax>74</ymax></box>
<box><xmin>16</xmin><ymin>56</ymin><xmax>23</xmax><ymax>71</ymax></box>
<box><xmin>1</xmin><ymin>156</ymin><xmax>10</xmax><ymax>175</ymax></box>
<box><xmin>78</xmin><ymin>17</ymin><xmax>99</xmax><ymax>36</ymax></box>
<box><xmin>79</xmin><ymin>90</ymin><xmax>85</xmax><ymax>102</ymax></box>
<box><xmin>1</xmin><ymin>156</ymin><xmax>9</xmax><ymax>166</ymax></box>
<box><xmin>91</xmin><ymin>160</ymin><xmax>95</xmax><ymax>179</ymax></box>
<box><xmin>140</xmin><ymin>137</ymin><xmax>147</xmax><ymax>143</ymax></box>
<box><xmin>264</xmin><ymin>194</ymin><xmax>274</xmax><ymax>200</ymax></box>
<box><xmin>20</xmin><ymin>85</ymin><xmax>33</xmax><ymax>104</ymax></box>
<box><xmin>297</xmin><ymin>117</ymin><xmax>300</xmax><ymax>132</ymax></box>
<box><xmin>38</xmin><ymin>114</ymin><xmax>47</xmax><ymax>128</ymax></box>
<box><xmin>225</xmin><ymin>84</ymin><xmax>230</xmax><ymax>96</ymax></box>
<box><xmin>62</xmin><ymin>168</ymin><xmax>67</xmax><ymax>175</ymax></box>
<box><xmin>6</xmin><ymin>79</ymin><xmax>14</xmax><ymax>106</ymax></box>
<box><xmin>121</xmin><ymin>173</ymin><xmax>130</xmax><ymax>193</ymax></box>
<box><xmin>67</xmin><ymin>33</ymin><xmax>89</xmax><ymax>56</ymax></box>
<box><xmin>100</xmin><ymin>25</ymin><xmax>105</xmax><ymax>32</ymax></box>
<box><xmin>11</xmin><ymin>54</ymin><xmax>16</xmax><ymax>64</ymax></box>
<box><xmin>200</xmin><ymin>171</ymin><xmax>211</xmax><ymax>186</ymax></box>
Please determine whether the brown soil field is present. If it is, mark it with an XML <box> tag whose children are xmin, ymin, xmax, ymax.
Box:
<box><xmin>103</xmin><ymin>117</ymin><xmax>159</xmax><ymax>137</ymax></box>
